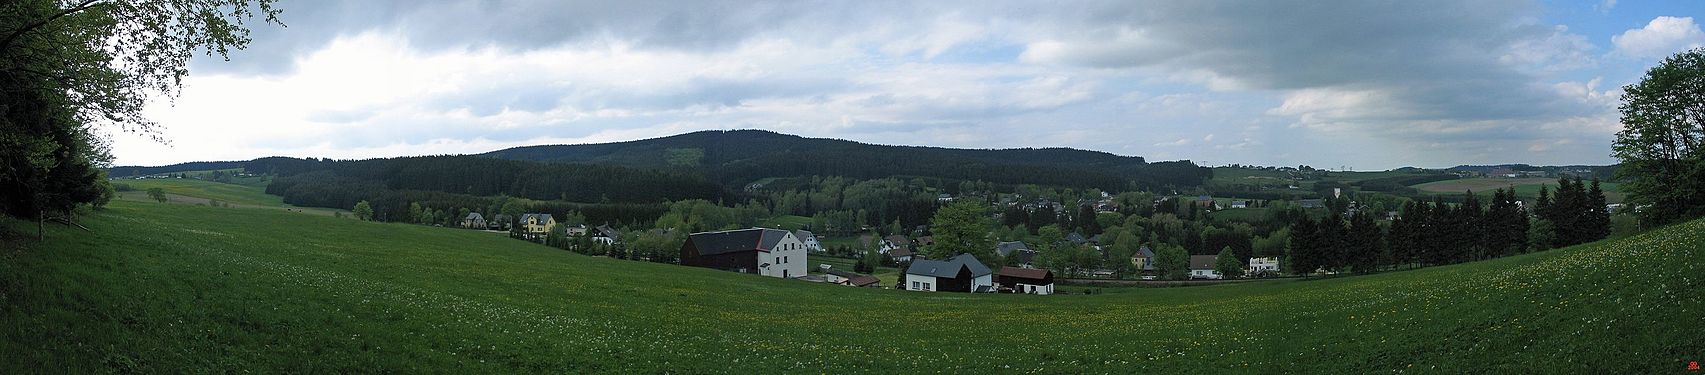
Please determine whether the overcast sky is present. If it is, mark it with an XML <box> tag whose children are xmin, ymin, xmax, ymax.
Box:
<box><xmin>112</xmin><ymin>0</ymin><xmax>1705</xmax><ymax>170</ymax></box>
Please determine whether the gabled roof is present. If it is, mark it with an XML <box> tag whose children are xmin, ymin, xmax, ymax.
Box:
<box><xmin>794</xmin><ymin>230</ymin><xmax>814</xmax><ymax>241</ymax></box>
<box><xmin>994</xmin><ymin>241</ymin><xmax>1031</xmax><ymax>256</ymax></box>
<box><xmin>1066</xmin><ymin>232</ymin><xmax>1088</xmax><ymax>244</ymax></box>
<box><xmin>997</xmin><ymin>266</ymin><xmax>1052</xmax><ymax>281</ymax></box>
<box><xmin>906</xmin><ymin>253</ymin><xmax>991</xmax><ymax>278</ymax></box>
<box><xmin>1190</xmin><ymin>255</ymin><xmax>1218</xmax><ymax>270</ymax></box>
<box><xmin>1136</xmin><ymin>246</ymin><xmax>1155</xmax><ymax>258</ymax></box>
<box><xmin>594</xmin><ymin>224</ymin><xmax>620</xmax><ymax>238</ymax></box>
<box><xmin>520</xmin><ymin>213</ymin><xmax>553</xmax><ymax>222</ymax></box>
<box><xmin>890</xmin><ymin>247</ymin><xmax>915</xmax><ymax>257</ymax></box>
<box><xmin>884</xmin><ymin>235</ymin><xmax>910</xmax><ymax>249</ymax></box>
<box><xmin>465</xmin><ymin>212</ymin><xmax>484</xmax><ymax>220</ymax></box>
<box><xmin>847</xmin><ymin>275</ymin><xmax>881</xmax><ymax>287</ymax></box>
<box><xmin>687</xmin><ymin>228</ymin><xmax>792</xmax><ymax>256</ymax></box>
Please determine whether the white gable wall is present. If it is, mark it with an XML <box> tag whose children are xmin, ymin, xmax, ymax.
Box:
<box><xmin>759</xmin><ymin>232</ymin><xmax>809</xmax><ymax>278</ymax></box>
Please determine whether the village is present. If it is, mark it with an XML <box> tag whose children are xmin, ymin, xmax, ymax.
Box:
<box><xmin>460</xmin><ymin>192</ymin><xmax>1300</xmax><ymax>296</ymax></box>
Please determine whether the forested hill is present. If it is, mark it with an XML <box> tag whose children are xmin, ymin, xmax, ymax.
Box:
<box><xmin>483</xmin><ymin>129</ymin><xmax>1211</xmax><ymax>191</ymax></box>
<box><xmin>106</xmin><ymin>161</ymin><xmax>247</xmax><ymax>177</ymax></box>
<box><xmin>244</xmin><ymin>156</ymin><xmax>729</xmax><ymax>217</ymax></box>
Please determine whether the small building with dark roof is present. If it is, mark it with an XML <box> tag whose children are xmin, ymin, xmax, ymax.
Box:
<box><xmin>1189</xmin><ymin>254</ymin><xmax>1221</xmax><ymax>280</ymax></box>
<box><xmin>994</xmin><ymin>241</ymin><xmax>1037</xmax><ymax>268</ymax></box>
<box><xmin>904</xmin><ymin>253</ymin><xmax>993</xmax><ymax>293</ymax></box>
<box><xmin>996</xmin><ymin>266</ymin><xmax>1055</xmax><ymax>295</ymax></box>
<box><xmin>680</xmin><ymin>228</ymin><xmax>809</xmax><ymax>278</ymax></box>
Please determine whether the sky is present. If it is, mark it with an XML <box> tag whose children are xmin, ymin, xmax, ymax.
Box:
<box><xmin>110</xmin><ymin>0</ymin><xmax>1705</xmax><ymax>170</ymax></box>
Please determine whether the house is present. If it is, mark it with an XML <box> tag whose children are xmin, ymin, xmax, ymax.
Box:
<box><xmin>889</xmin><ymin>247</ymin><xmax>916</xmax><ymax>263</ymax></box>
<box><xmin>1086</xmin><ymin>234</ymin><xmax>1104</xmax><ymax>245</ymax></box>
<box><xmin>679</xmin><ymin>228</ymin><xmax>809</xmax><ymax>278</ymax></box>
<box><xmin>565</xmin><ymin>224</ymin><xmax>589</xmax><ymax>237</ymax></box>
<box><xmin>915</xmin><ymin>236</ymin><xmax>935</xmax><ymax>247</ymax></box>
<box><xmin>1248</xmin><ymin>257</ymin><xmax>1280</xmax><ymax>276</ymax></box>
<box><xmin>488</xmin><ymin>214</ymin><xmax>513</xmax><ymax>231</ymax></box>
<box><xmin>996</xmin><ymin>267</ymin><xmax>1055</xmax><ymax>295</ymax></box>
<box><xmin>461</xmin><ymin>212</ymin><xmax>487</xmax><ymax>229</ymax></box>
<box><xmin>795</xmin><ymin>230</ymin><xmax>821</xmax><ymax>253</ymax></box>
<box><xmin>1189</xmin><ymin>255</ymin><xmax>1221</xmax><ymax>279</ymax></box>
<box><xmin>1131</xmin><ymin>246</ymin><xmax>1156</xmax><ymax>274</ymax></box>
<box><xmin>905</xmin><ymin>253</ymin><xmax>994</xmax><ymax>293</ymax></box>
<box><xmin>520</xmin><ymin>213</ymin><xmax>556</xmax><ymax>236</ymax></box>
<box><xmin>937</xmin><ymin>193</ymin><xmax>954</xmax><ymax>202</ymax></box>
<box><xmin>994</xmin><ymin>241</ymin><xmax>1037</xmax><ymax>268</ymax></box>
<box><xmin>1065</xmin><ymin>232</ymin><xmax>1088</xmax><ymax>246</ymax></box>
<box><xmin>1229</xmin><ymin>200</ymin><xmax>1248</xmax><ymax>209</ymax></box>
<box><xmin>593</xmin><ymin>224</ymin><xmax>620</xmax><ymax>245</ymax></box>
<box><xmin>881</xmin><ymin>235</ymin><xmax>910</xmax><ymax>254</ymax></box>
<box><xmin>1194</xmin><ymin>195</ymin><xmax>1217</xmax><ymax>209</ymax></box>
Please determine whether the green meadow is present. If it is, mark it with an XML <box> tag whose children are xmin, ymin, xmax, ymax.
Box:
<box><xmin>2</xmin><ymin>199</ymin><xmax>1699</xmax><ymax>373</ymax></box>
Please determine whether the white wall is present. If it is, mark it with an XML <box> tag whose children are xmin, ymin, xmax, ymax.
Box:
<box><xmin>760</xmin><ymin>232</ymin><xmax>809</xmax><ymax>278</ymax></box>
<box><xmin>1016</xmin><ymin>282</ymin><xmax>1054</xmax><ymax>295</ymax></box>
<box><xmin>972</xmin><ymin>274</ymin><xmax>993</xmax><ymax>292</ymax></box>
<box><xmin>906</xmin><ymin>274</ymin><xmax>937</xmax><ymax>291</ymax></box>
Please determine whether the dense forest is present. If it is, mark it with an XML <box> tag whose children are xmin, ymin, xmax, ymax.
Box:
<box><xmin>249</xmin><ymin>156</ymin><xmax>727</xmax><ymax>225</ymax></box>
<box><xmin>483</xmin><ymin>130</ymin><xmax>1213</xmax><ymax>191</ymax></box>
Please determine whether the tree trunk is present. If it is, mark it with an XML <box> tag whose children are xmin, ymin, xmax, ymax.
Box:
<box><xmin>38</xmin><ymin>209</ymin><xmax>45</xmax><ymax>241</ymax></box>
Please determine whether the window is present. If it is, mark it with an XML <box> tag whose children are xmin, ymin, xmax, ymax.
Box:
<box><xmin>923</xmin><ymin>282</ymin><xmax>931</xmax><ymax>290</ymax></box>
<box><xmin>911</xmin><ymin>281</ymin><xmax>919</xmax><ymax>289</ymax></box>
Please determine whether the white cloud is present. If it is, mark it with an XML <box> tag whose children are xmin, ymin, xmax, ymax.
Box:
<box><xmin>1612</xmin><ymin>16</ymin><xmax>1705</xmax><ymax>59</ymax></box>
<box><xmin>1597</xmin><ymin>0</ymin><xmax>1617</xmax><ymax>14</ymax></box>
<box><xmin>1501</xmin><ymin>25</ymin><xmax>1597</xmax><ymax>73</ymax></box>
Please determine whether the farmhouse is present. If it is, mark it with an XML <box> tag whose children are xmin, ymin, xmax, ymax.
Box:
<box><xmin>520</xmin><ymin>213</ymin><xmax>556</xmax><ymax>236</ymax></box>
<box><xmin>679</xmin><ymin>228</ymin><xmax>809</xmax><ymax>278</ymax></box>
<box><xmin>890</xmin><ymin>247</ymin><xmax>915</xmax><ymax>263</ymax></box>
<box><xmin>1249</xmin><ymin>257</ymin><xmax>1280</xmax><ymax>276</ymax></box>
<box><xmin>1189</xmin><ymin>255</ymin><xmax>1221</xmax><ymax>279</ymax></box>
<box><xmin>460</xmin><ymin>212</ymin><xmax>486</xmax><ymax>229</ymax></box>
<box><xmin>881</xmin><ymin>235</ymin><xmax>910</xmax><ymax>254</ymax></box>
<box><xmin>795</xmin><ymin>230</ymin><xmax>821</xmax><ymax>252</ymax></box>
<box><xmin>1230</xmin><ymin>200</ymin><xmax>1248</xmax><ymax>209</ymax></box>
<box><xmin>1131</xmin><ymin>246</ymin><xmax>1157</xmax><ymax>274</ymax></box>
<box><xmin>904</xmin><ymin>253</ymin><xmax>993</xmax><ymax>293</ymax></box>
<box><xmin>593</xmin><ymin>224</ymin><xmax>620</xmax><ymax>245</ymax></box>
<box><xmin>996</xmin><ymin>266</ymin><xmax>1055</xmax><ymax>295</ymax></box>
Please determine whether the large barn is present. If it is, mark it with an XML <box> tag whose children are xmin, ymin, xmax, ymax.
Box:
<box><xmin>679</xmin><ymin>228</ymin><xmax>809</xmax><ymax>278</ymax></box>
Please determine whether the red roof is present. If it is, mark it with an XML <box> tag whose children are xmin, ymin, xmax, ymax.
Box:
<box><xmin>997</xmin><ymin>266</ymin><xmax>1051</xmax><ymax>280</ymax></box>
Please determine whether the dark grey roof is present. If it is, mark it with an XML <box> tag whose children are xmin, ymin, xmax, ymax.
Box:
<box><xmin>521</xmin><ymin>213</ymin><xmax>552</xmax><ymax>222</ymax></box>
<box><xmin>794</xmin><ymin>229</ymin><xmax>814</xmax><ymax>240</ymax></box>
<box><xmin>1066</xmin><ymin>232</ymin><xmax>1088</xmax><ymax>244</ymax></box>
<box><xmin>465</xmin><ymin>212</ymin><xmax>484</xmax><ymax>220</ymax></box>
<box><xmin>1190</xmin><ymin>255</ymin><xmax>1218</xmax><ymax>270</ymax></box>
<box><xmin>905</xmin><ymin>253</ymin><xmax>991</xmax><ymax>278</ymax></box>
<box><xmin>595</xmin><ymin>224</ymin><xmax>620</xmax><ymax>238</ymax></box>
<box><xmin>686</xmin><ymin>228</ymin><xmax>792</xmax><ymax>256</ymax></box>
<box><xmin>994</xmin><ymin>241</ymin><xmax>1031</xmax><ymax>256</ymax></box>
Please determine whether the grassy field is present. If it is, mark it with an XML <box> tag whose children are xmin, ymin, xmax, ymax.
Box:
<box><xmin>807</xmin><ymin>255</ymin><xmax>901</xmax><ymax>287</ymax></box>
<box><xmin>117</xmin><ymin>178</ymin><xmax>286</xmax><ymax>207</ymax></box>
<box><xmin>2</xmin><ymin>201</ymin><xmax>1700</xmax><ymax>372</ymax></box>
<box><xmin>111</xmin><ymin>177</ymin><xmax>347</xmax><ymax>216</ymax></box>
<box><xmin>755</xmin><ymin>215</ymin><xmax>813</xmax><ymax>231</ymax></box>
<box><xmin>1414</xmin><ymin>177</ymin><xmax>1626</xmax><ymax>203</ymax></box>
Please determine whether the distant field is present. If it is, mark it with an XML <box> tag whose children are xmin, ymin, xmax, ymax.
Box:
<box><xmin>1415</xmin><ymin>177</ymin><xmax>1625</xmax><ymax>203</ymax></box>
<box><xmin>755</xmin><ymin>215</ymin><xmax>812</xmax><ymax>231</ymax></box>
<box><xmin>113</xmin><ymin>177</ymin><xmax>347</xmax><ymax>216</ymax></box>
<box><xmin>3</xmin><ymin>200</ymin><xmax>1697</xmax><ymax>372</ymax></box>
<box><xmin>1206</xmin><ymin>207</ymin><xmax>1269</xmax><ymax>223</ymax></box>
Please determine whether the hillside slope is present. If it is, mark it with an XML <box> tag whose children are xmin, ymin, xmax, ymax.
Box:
<box><xmin>2</xmin><ymin>202</ymin><xmax>1699</xmax><ymax>373</ymax></box>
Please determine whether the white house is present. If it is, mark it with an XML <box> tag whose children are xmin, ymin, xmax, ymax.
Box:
<box><xmin>679</xmin><ymin>228</ymin><xmax>809</xmax><ymax>278</ymax></box>
<box><xmin>1248</xmin><ymin>257</ymin><xmax>1280</xmax><ymax>276</ymax></box>
<box><xmin>1189</xmin><ymin>255</ymin><xmax>1222</xmax><ymax>279</ymax></box>
<box><xmin>905</xmin><ymin>253</ymin><xmax>993</xmax><ymax>293</ymax></box>
<box><xmin>795</xmin><ymin>229</ymin><xmax>822</xmax><ymax>253</ymax></box>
